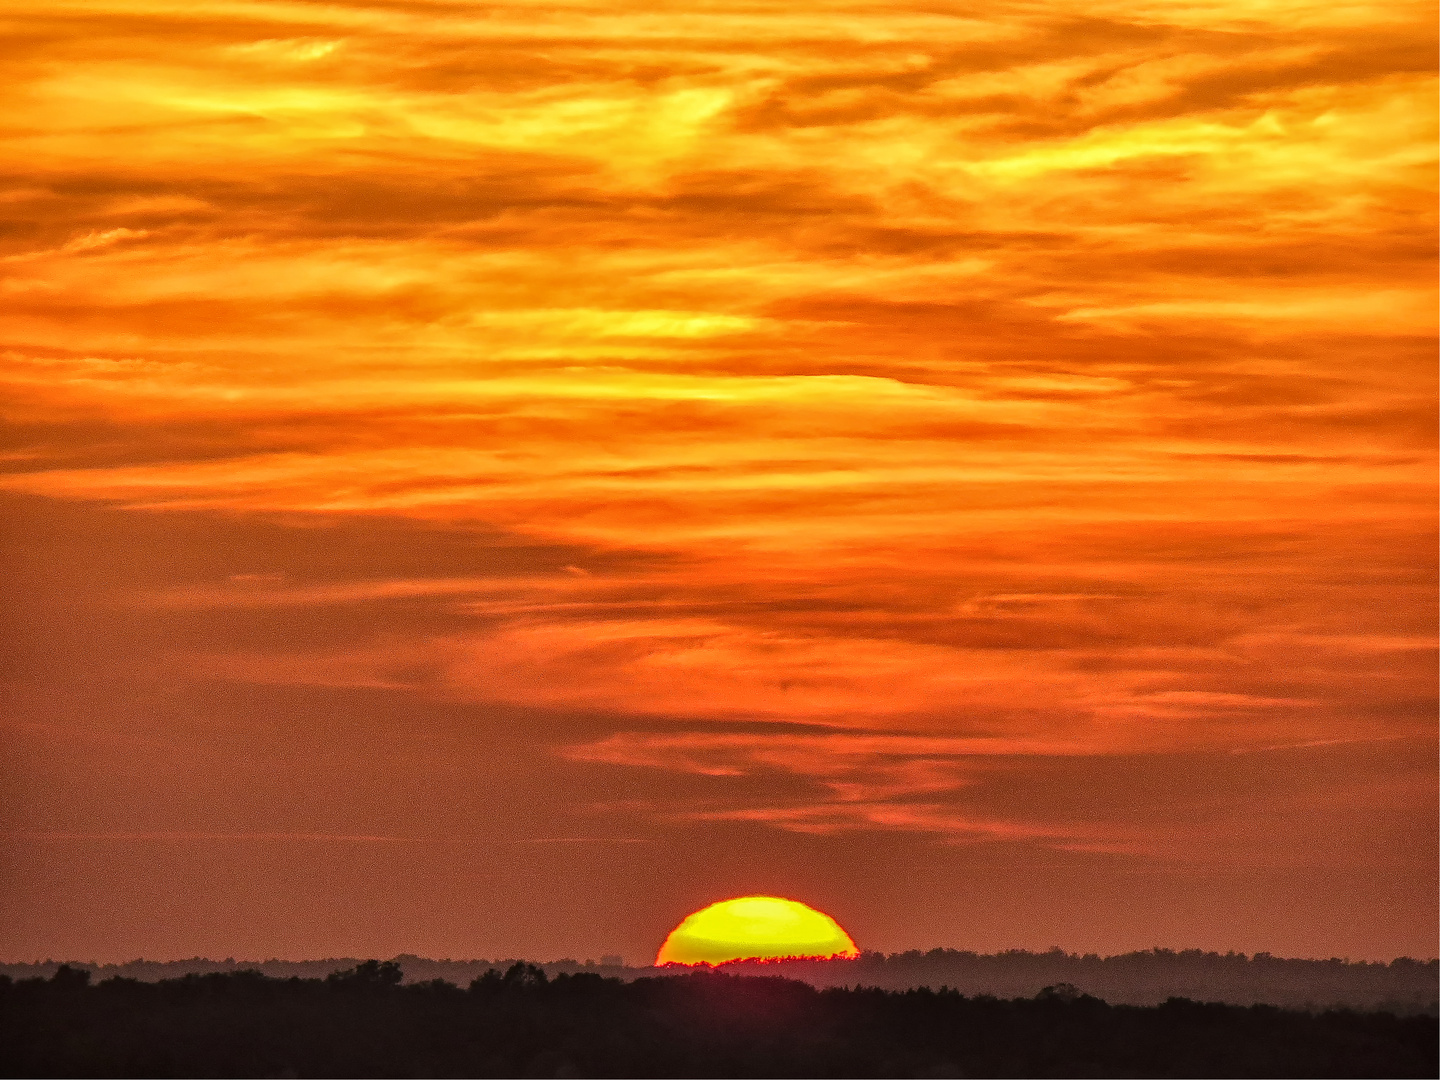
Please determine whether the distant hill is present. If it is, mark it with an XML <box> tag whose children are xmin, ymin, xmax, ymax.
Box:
<box><xmin>2</xmin><ymin>948</ymin><xmax>1434</xmax><ymax>1014</ymax></box>
<box><xmin>711</xmin><ymin>950</ymin><xmax>1439</xmax><ymax>1015</ymax></box>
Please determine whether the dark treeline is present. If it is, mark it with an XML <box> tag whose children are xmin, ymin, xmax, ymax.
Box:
<box><xmin>5</xmin><ymin>948</ymin><xmax>1434</xmax><ymax>1013</ymax></box>
<box><xmin>2</xmin><ymin>962</ymin><xmax>1435</xmax><ymax>1078</ymax></box>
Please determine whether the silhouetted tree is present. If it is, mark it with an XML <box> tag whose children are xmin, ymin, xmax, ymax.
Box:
<box><xmin>502</xmin><ymin>961</ymin><xmax>548</xmax><ymax>987</ymax></box>
<box><xmin>48</xmin><ymin>965</ymin><xmax>91</xmax><ymax>991</ymax></box>
<box><xmin>326</xmin><ymin>959</ymin><xmax>403</xmax><ymax>988</ymax></box>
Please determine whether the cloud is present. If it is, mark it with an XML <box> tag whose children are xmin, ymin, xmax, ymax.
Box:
<box><xmin>0</xmin><ymin>0</ymin><xmax>1433</xmax><ymax>855</ymax></box>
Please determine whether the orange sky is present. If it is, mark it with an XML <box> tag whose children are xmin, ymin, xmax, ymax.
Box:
<box><xmin>1</xmin><ymin>0</ymin><xmax>1435</xmax><ymax>963</ymax></box>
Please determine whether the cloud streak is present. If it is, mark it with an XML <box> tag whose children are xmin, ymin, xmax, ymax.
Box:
<box><xmin>0</xmin><ymin>0</ymin><xmax>1433</xmax><ymax>864</ymax></box>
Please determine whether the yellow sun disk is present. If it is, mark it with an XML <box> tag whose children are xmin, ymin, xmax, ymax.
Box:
<box><xmin>655</xmin><ymin>896</ymin><xmax>859</xmax><ymax>966</ymax></box>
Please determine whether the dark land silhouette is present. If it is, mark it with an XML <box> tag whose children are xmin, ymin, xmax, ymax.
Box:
<box><xmin>2</xmin><ymin>961</ymin><xmax>1435</xmax><ymax>1078</ymax></box>
<box><xmin>4</xmin><ymin>948</ymin><xmax>1434</xmax><ymax>1014</ymax></box>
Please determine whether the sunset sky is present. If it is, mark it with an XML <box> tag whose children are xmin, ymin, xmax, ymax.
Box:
<box><xmin>1</xmin><ymin>0</ymin><xmax>1435</xmax><ymax>964</ymax></box>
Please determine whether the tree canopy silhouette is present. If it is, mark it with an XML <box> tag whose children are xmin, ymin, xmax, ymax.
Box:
<box><xmin>1</xmin><ymin>962</ymin><xmax>1433</xmax><ymax>1077</ymax></box>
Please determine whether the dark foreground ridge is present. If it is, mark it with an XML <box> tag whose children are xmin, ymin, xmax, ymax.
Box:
<box><xmin>2</xmin><ymin>962</ymin><xmax>1435</xmax><ymax>1078</ymax></box>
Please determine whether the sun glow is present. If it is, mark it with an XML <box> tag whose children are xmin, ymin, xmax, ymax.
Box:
<box><xmin>655</xmin><ymin>896</ymin><xmax>860</xmax><ymax>966</ymax></box>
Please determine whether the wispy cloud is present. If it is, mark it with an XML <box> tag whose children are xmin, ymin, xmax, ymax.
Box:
<box><xmin>0</xmin><ymin>0</ymin><xmax>1432</xmax><ymax>849</ymax></box>
<box><xmin>2</xmin><ymin>831</ymin><xmax>646</xmax><ymax>845</ymax></box>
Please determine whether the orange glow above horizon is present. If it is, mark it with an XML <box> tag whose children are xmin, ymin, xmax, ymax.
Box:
<box><xmin>0</xmin><ymin>0</ymin><xmax>1435</xmax><ymax>963</ymax></box>
<box><xmin>656</xmin><ymin>897</ymin><xmax>860</xmax><ymax>966</ymax></box>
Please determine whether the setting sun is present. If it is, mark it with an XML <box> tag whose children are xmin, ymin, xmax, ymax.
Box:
<box><xmin>656</xmin><ymin>897</ymin><xmax>860</xmax><ymax>966</ymax></box>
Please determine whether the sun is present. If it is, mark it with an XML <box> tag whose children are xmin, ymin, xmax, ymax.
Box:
<box><xmin>655</xmin><ymin>896</ymin><xmax>860</xmax><ymax>966</ymax></box>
